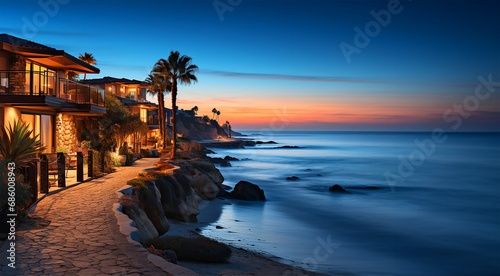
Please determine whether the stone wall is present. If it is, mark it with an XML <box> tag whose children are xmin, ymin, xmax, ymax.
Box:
<box><xmin>56</xmin><ymin>114</ymin><xmax>77</xmax><ymax>152</ymax></box>
<box><xmin>8</xmin><ymin>55</ymin><xmax>27</xmax><ymax>94</ymax></box>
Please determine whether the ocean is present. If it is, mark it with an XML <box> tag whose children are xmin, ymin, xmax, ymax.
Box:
<box><xmin>201</xmin><ymin>131</ymin><xmax>500</xmax><ymax>276</ymax></box>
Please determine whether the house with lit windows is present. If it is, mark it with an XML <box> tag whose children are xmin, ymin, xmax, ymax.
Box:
<box><xmin>0</xmin><ymin>33</ymin><xmax>105</xmax><ymax>153</ymax></box>
<box><xmin>81</xmin><ymin>77</ymin><xmax>161</xmax><ymax>148</ymax></box>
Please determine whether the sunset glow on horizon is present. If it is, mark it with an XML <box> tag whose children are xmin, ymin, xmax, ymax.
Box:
<box><xmin>2</xmin><ymin>0</ymin><xmax>498</xmax><ymax>131</ymax></box>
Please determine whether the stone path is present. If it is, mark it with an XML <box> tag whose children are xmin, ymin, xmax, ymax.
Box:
<box><xmin>0</xmin><ymin>158</ymin><xmax>168</xmax><ymax>275</ymax></box>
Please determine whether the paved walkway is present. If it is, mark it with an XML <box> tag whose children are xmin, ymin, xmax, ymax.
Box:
<box><xmin>0</xmin><ymin>158</ymin><xmax>168</xmax><ymax>275</ymax></box>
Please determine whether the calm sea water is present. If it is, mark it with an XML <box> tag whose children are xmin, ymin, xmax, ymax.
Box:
<box><xmin>200</xmin><ymin>131</ymin><xmax>500</xmax><ymax>276</ymax></box>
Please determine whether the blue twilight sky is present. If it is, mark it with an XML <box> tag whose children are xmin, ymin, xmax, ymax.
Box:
<box><xmin>1</xmin><ymin>0</ymin><xmax>499</xmax><ymax>131</ymax></box>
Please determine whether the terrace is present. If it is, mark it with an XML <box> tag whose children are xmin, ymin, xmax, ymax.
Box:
<box><xmin>0</xmin><ymin>70</ymin><xmax>104</xmax><ymax>107</ymax></box>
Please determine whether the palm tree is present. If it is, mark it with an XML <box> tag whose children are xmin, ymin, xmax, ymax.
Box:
<box><xmin>216</xmin><ymin>110</ymin><xmax>221</xmax><ymax>122</ymax></box>
<box><xmin>153</xmin><ymin>51</ymin><xmax>198</xmax><ymax>159</ymax></box>
<box><xmin>212</xmin><ymin>108</ymin><xmax>217</xmax><ymax>119</ymax></box>
<box><xmin>144</xmin><ymin>73</ymin><xmax>170</xmax><ymax>148</ymax></box>
<box><xmin>67</xmin><ymin>71</ymin><xmax>79</xmax><ymax>81</ymax></box>
<box><xmin>78</xmin><ymin>52</ymin><xmax>97</xmax><ymax>80</ymax></box>
<box><xmin>0</xmin><ymin>120</ymin><xmax>46</xmax><ymax>167</ymax></box>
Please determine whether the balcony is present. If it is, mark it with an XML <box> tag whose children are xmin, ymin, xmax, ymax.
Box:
<box><xmin>60</xmin><ymin>79</ymin><xmax>105</xmax><ymax>107</ymax></box>
<box><xmin>0</xmin><ymin>70</ymin><xmax>57</xmax><ymax>96</ymax></box>
<box><xmin>0</xmin><ymin>70</ymin><xmax>104</xmax><ymax>107</ymax></box>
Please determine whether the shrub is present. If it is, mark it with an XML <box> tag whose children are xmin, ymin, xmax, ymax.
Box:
<box><xmin>127</xmin><ymin>179</ymin><xmax>150</xmax><ymax>197</ymax></box>
<box><xmin>119</xmin><ymin>146</ymin><xmax>134</xmax><ymax>166</ymax></box>
<box><xmin>0</xmin><ymin>162</ymin><xmax>31</xmax><ymax>220</ymax></box>
<box><xmin>140</xmin><ymin>149</ymin><xmax>151</xmax><ymax>158</ymax></box>
<box><xmin>81</xmin><ymin>140</ymin><xmax>91</xmax><ymax>149</ymax></box>
<box><xmin>110</xmin><ymin>152</ymin><xmax>122</xmax><ymax>167</ymax></box>
<box><xmin>145</xmin><ymin>235</ymin><xmax>232</xmax><ymax>263</ymax></box>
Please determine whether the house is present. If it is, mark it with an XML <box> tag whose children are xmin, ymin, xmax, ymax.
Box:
<box><xmin>82</xmin><ymin>77</ymin><xmax>161</xmax><ymax>149</ymax></box>
<box><xmin>0</xmin><ymin>33</ymin><xmax>104</xmax><ymax>153</ymax></box>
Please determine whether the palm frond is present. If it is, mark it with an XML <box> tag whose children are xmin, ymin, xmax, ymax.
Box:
<box><xmin>0</xmin><ymin>120</ymin><xmax>46</xmax><ymax>167</ymax></box>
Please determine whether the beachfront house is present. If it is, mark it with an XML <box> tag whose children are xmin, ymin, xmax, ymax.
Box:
<box><xmin>0</xmin><ymin>33</ymin><xmax>106</xmax><ymax>200</ymax></box>
<box><xmin>81</xmin><ymin>77</ymin><xmax>160</xmax><ymax>149</ymax></box>
<box><xmin>0</xmin><ymin>33</ymin><xmax>105</xmax><ymax>153</ymax></box>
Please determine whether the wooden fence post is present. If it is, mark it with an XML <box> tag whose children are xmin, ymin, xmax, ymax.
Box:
<box><xmin>57</xmin><ymin>152</ymin><xmax>65</xmax><ymax>187</ymax></box>
<box><xmin>77</xmin><ymin>152</ymin><xmax>84</xmax><ymax>182</ymax></box>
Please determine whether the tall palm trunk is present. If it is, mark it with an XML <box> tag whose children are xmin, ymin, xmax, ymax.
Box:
<box><xmin>161</xmin><ymin>92</ymin><xmax>167</xmax><ymax>148</ymax></box>
<box><xmin>171</xmin><ymin>78</ymin><xmax>178</xmax><ymax>159</ymax></box>
<box><xmin>157</xmin><ymin>93</ymin><xmax>164</xmax><ymax>149</ymax></box>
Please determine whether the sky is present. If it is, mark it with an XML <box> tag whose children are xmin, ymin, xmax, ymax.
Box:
<box><xmin>1</xmin><ymin>0</ymin><xmax>499</xmax><ymax>131</ymax></box>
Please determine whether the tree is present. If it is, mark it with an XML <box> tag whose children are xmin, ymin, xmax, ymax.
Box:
<box><xmin>191</xmin><ymin>106</ymin><xmax>198</xmax><ymax>115</ymax></box>
<box><xmin>212</xmin><ymin>108</ymin><xmax>217</xmax><ymax>119</ymax></box>
<box><xmin>116</xmin><ymin>114</ymin><xmax>149</xmax><ymax>153</ymax></box>
<box><xmin>97</xmin><ymin>95</ymin><xmax>130</xmax><ymax>152</ymax></box>
<box><xmin>216</xmin><ymin>110</ymin><xmax>221</xmax><ymax>122</ymax></box>
<box><xmin>78</xmin><ymin>52</ymin><xmax>97</xmax><ymax>80</ymax></box>
<box><xmin>153</xmin><ymin>51</ymin><xmax>198</xmax><ymax>159</ymax></box>
<box><xmin>144</xmin><ymin>73</ymin><xmax>171</xmax><ymax>149</ymax></box>
<box><xmin>226</xmin><ymin>121</ymin><xmax>232</xmax><ymax>138</ymax></box>
<box><xmin>67</xmin><ymin>71</ymin><xmax>79</xmax><ymax>81</ymax></box>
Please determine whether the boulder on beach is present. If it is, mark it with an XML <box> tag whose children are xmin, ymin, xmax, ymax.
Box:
<box><xmin>329</xmin><ymin>184</ymin><xmax>350</xmax><ymax>193</ymax></box>
<box><xmin>276</xmin><ymin>146</ymin><xmax>300</xmax><ymax>149</ymax></box>
<box><xmin>142</xmin><ymin>181</ymin><xmax>171</xmax><ymax>235</ymax></box>
<box><xmin>122</xmin><ymin>204</ymin><xmax>159</xmax><ymax>243</ymax></box>
<box><xmin>230</xmin><ymin>181</ymin><xmax>266</xmax><ymax>201</ymax></box>
<box><xmin>224</xmin><ymin>156</ymin><xmax>239</xmax><ymax>161</ymax></box>
<box><xmin>209</xmin><ymin>157</ymin><xmax>231</xmax><ymax>167</ymax></box>
<box><xmin>155</xmin><ymin>172</ymin><xmax>202</xmax><ymax>222</ymax></box>
<box><xmin>286</xmin><ymin>176</ymin><xmax>300</xmax><ymax>181</ymax></box>
<box><xmin>161</xmin><ymin>250</ymin><xmax>178</xmax><ymax>264</ymax></box>
<box><xmin>256</xmin><ymin>141</ymin><xmax>277</xmax><ymax>144</ymax></box>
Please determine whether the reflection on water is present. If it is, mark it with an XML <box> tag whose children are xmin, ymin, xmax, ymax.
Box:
<box><xmin>201</xmin><ymin>132</ymin><xmax>500</xmax><ymax>276</ymax></box>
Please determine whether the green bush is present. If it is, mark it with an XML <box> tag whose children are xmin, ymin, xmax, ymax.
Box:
<box><xmin>111</xmin><ymin>153</ymin><xmax>122</xmax><ymax>167</ymax></box>
<box><xmin>127</xmin><ymin>179</ymin><xmax>150</xmax><ymax>198</ymax></box>
<box><xmin>0</xmin><ymin>162</ymin><xmax>31</xmax><ymax>220</ymax></box>
<box><xmin>119</xmin><ymin>146</ymin><xmax>134</xmax><ymax>166</ymax></box>
<box><xmin>140</xmin><ymin>149</ymin><xmax>151</xmax><ymax>158</ymax></box>
<box><xmin>145</xmin><ymin>235</ymin><xmax>232</xmax><ymax>263</ymax></box>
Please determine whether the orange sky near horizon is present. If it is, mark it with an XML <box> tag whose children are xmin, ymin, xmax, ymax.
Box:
<box><xmin>174</xmin><ymin>93</ymin><xmax>451</xmax><ymax>130</ymax></box>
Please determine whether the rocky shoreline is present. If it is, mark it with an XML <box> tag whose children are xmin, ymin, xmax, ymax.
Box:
<box><xmin>116</xmin><ymin>139</ymin><xmax>323</xmax><ymax>275</ymax></box>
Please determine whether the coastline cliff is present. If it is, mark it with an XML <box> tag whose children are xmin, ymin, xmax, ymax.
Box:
<box><xmin>119</xmin><ymin>144</ymin><xmax>226</xmax><ymax>243</ymax></box>
<box><xmin>175</xmin><ymin>112</ymin><xmax>228</xmax><ymax>140</ymax></box>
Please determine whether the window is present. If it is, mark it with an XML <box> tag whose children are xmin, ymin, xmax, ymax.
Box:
<box><xmin>129</xmin><ymin>88</ymin><xmax>136</xmax><ymax>100</ymax></box>
<box><xmin>26</xmin><ymin>62</ymin><xmax>56</xmax><ymax>95</ymax></box>
<box><xmin>140</xmin><ymin>108</ymin><xmax>147</xmax><ymax>123</ymax></box>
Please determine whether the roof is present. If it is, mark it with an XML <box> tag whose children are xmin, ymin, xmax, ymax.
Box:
<box><xmin>0</xmin><ymin>33</ymin><xmax>100</xmax><ymax>74</ymax></box>
<box><xmin>82</xmin><ymin>77</ymin><xmax>143</xmax><ymax>85</ymax></box>
<box><xmin>116</xmin><ymin>96</ymin><xmax>157</xmax><ymax>109</ymax></box>
<box><xmin>0</xmin><ymin>34</ymin><xmax>57</xmax><ymax>50</ymax></box>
